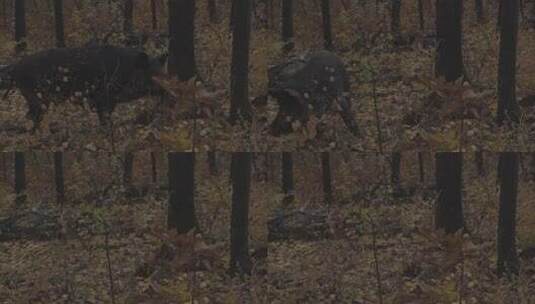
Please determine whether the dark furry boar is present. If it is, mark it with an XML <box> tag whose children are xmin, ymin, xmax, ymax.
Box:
<box><xmin>0</xmin><ymin>45</ymin><xmax>167</xmax><ymax>131</ymax></box>
<box><xmin>265</xmin><ymin>50</ymin><xmax>359</xmax><ymax>136</ymax></box>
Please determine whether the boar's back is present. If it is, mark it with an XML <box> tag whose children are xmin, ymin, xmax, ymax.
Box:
<box><xmin>9</xmin><ymin>46</ymin><xmax>152</xmax><ymax>105</ymax></box>
<box><xmin>269</xmin><ymin>51</ymin><xmax>349</xmax><ymax>96</ymax></box>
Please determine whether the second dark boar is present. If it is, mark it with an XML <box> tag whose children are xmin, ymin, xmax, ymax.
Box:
<box><xmin>266</xmin><ymin>50</ymin><xmax>360</xmax><ymax>136</ymax></box>
<box><xmin>1</xmin><ymin>45</ymin><xmax>167</xmax><ymax>131</ymax></box>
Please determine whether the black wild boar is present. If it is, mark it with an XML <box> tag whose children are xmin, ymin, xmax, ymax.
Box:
<box><xmin>0</xmin><ymin>45</ymin><xmax>167</xmax><ymax>131</ymax></box>
<box><xmin>265</xmin><ymin>50</ymin><xmax>360</xmax><ymax>136</ymax></box>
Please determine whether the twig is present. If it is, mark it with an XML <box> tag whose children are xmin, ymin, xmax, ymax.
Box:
<box><xmin>372</xmin><ymin>80</ymin><xmax>384</xmax><ymax>154</ymax></box>
<box><xmin>368</xmin><ymin>215</ymin><xmax>384</xmax><ymax>304</ymax></box>
<box><xmin>458</xmin><ymin>245</ymin><xmax>464</xmax><ymax>304</ymax></box>
<box><xmin>192</xmin><ymin>84</ymin><xmax>198</xmax><ymax>152</ymax></box>
<box><xmin>459</xmin><ymin>111</ymin><xmax>465</xmax><ymax>152</ymax></box>
<box><xmin>105</xmin><ymin>227</ymin><xmax>116</xmax><ymax>304</ymax></box>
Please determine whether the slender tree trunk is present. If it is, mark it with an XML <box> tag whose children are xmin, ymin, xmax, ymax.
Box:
<box><xmin>229</xmin><ymin>152</ymin><xmax>252</xmax><ymax>276</ymax></box>
<box><xmin>418</xmin><ymin>152</ymin><xmax>425</xmax><ymax>183</ymax></box>
<box><xmin>168</xmin><ymin>0</ymin><xmax>196</xmax><ymax>81</ymax></box>
<box><xmin>267</xmin><ymin>0</ymin><xmax>274</xmax><ymax>29</ymax></box>
<box><xmin>1</xmin><ymin>153</ymin><xmax>6</xmax><ymax>182</ymax></box>
<box><xmin>14</xmin><ymin>152</ymin><xmax>26</xmax><ymax>204</ymax></box>
<box><xmin>530</xmin><ymin>0</ymin><xmax>535</xmax><ymax>28</ymax></box>
<box><xmin>123</xmin><ymin>153</ymin><xmax>134</xmax><ymax>190</ymax></box>
<box><xmin>230</xmin><ymin>0</ymin><xmax>236</xmax><ymax>30</ymax></box>
<box><xmin>54</xmin><ymin>152</ymin><xmax>65</xmax><ymax>205</ymax></box>
<box><xmin>14</xmin><ymin>0</ymin><xmax>26</xmax><ymax>54</ymax></box>
<box><xmin>53</xmin><ymin>0</ymin><xmax>65</xmax><ymax>47</ymax></box>
<box><xmin>124</xmin><ymin>0</ymin><xmax>134</xmax><ymax>33</ymax></box>
<box><xmin>390</xmin><ymin>152</ymin><xmax>401</xmax><ymax>187</ymax></box>
<box><xmin>435</xmin><ymin>0</ymin><xmax>464</xmax><ymax>82</ymax></box>
<box><xmin>281</xmin><ymin>0</ymin><xmax>294</xmax><ymax>52</ymax></box>
<box><xmin>208</xmin><ymin>0</ymin><xmax>217</xmax><ymax>23</ymax></box>
<box><xmin>475</xmin><ymin>151</ymin><xmax>485</xmax><ymax>176</ymax></box>
<box><xmin>519</xmin><ymin>0</ymin><xmax>525</xmax><ymax>22</ymax></box>
<box><xmin>530</xmin><ymin>153</ymin><xmax>535</xmax><ymax>181</ymax></box>
<box><xmin>497</xmin><ymin>152</ymin><xmax>519</xmax><ymax>277</ymax></box>
<box><xmin>435</xmin><ymin>153</ymin><xmax>464</xmax><ymax>234</ymax></box>
<box><xmin>281</xmin><ymin>152</ymin><xmax>294</xmax><ymax>205</ymax></box>
<box><xmin>321</xmin><ymin>152</ymin><xmax>333</xmax><ymax>205</ymax></box>
<box><xmin>475</xmin><ymin>0</ymin><xmax>484</xmax><ymax>22</ymax></box>
<box><xmin>498</xmin><ymin>0</ymin><xmax>503</xmax><ymax>29</ymax></box>
<box><xmin>497</xmin><ymin>0</ymin><xmax>520</xmax><ymax>124</ymax></box>
<box><xmin>1</xmin><ymin>0</ymin><xmax>7</xmax><ymax>30</ymax></box>
<box><xmin>321</xmin><ymin>0</ymin><xmax>333</xmax><ymax>50</ymax></box>
<box><xmin>150</xmin><ymin>152</ymin><xmax>157</xmax><ymax>184</ymax></box>
<box><xmin>151</xmin><ymin>0</ymin><xmax>158</xmax><ymax>30</ymax></box>
<box><xmin>208</xmin><ymin>151</ymin><xmax>217</xmax><ymax>175</ymax></box>
<box><xmin>229</xmin><ymin>0</ymin><xmax>252</xmax><ymax>123</ymax></box>
<box><xmin>167</xmin><ymin>153</ymin><xmax>198</xmax><ymax>233</ymax></box>
<box><xmin>391</xmin><ymin>0</ymin><xmax>402</xmax><ymax>37</ymax></box>
<box><xmin>418</xmin><ymin>0</ymin><xmax>425</xmax><ymax>30</ymax></box>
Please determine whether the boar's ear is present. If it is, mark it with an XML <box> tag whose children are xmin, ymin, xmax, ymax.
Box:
<box><xmin>135</xmin><ymin>52</ymin><xmax>150</xmax><ymax>69</ymax></box>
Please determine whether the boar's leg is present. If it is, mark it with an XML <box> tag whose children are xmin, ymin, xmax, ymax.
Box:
<box><xmin>19</xmin><ymin>87</ymin><xmax>45</xmax><ymax>132</ymax></box>
<box><xmin>96</xmin><ymin>108</ymin><xmax>111</xmax><ymax>126</ymax></box>
<box><xmin>336</xmin><ymin>95</ymin><xmax>360</xmax><ymax>136</ymax></box>
<box><xmin>269</xmin><ymin>94</ymin><xmax>309</xmax><ymax>136</ymax></box>
<box><xmin>95</xmin><ymin>94</ymin><xmax>117</xmax><ymax>127</ymax></box>
<box><xmin>269</xmin><ymin>112</ymin><xmax>292</xmax><ymax>136</ymax></box>
<box><xmin>96</xmin><ymin>100</ymin><xmax>118</xmax><ymax>146</ymax></box>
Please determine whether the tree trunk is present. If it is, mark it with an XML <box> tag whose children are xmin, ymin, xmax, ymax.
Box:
<box><xmin>435</xmin><ymin>152</ymin><xmax>464</xmax><ymax>234</ymax></box>
<box><xmin>208</xmin><ymin>151</ymin><xmax>218</xmax><ymax>175</ymax></box>
<box><xmin>475</xmin><ymin>151</ymin><xmax>485</xmax><ymax>176</ymax></box>
<box><xmin>1</xmin><ymin>153</ymin><xmax>6</xmax><ymax>182</ymax></box>
<box><xmin>151</xmin><ymin>0</ymin><xmax>158</xmax><ymax>30</ymax></box>
<box><xmin>168</xmin><ymin>0</ymin><xmax>196</xmax><ymax>81</ymax></box>
<box><xmin>390</xmin><ymin>152</ymin><xmax>401</xmax><ymax>187</ymax></box>
<box><xmin>530</xmin><ymin>0</ymin><xmax>535</xmax><ymax>27</ymax></box>
<box><xmin>14</xmin><ymin>0</ymin><xmax>26</xmax><ymax>54</ymax></box>
<box><xmin>229</xmin><ymin>0</ymin><xmax>252</xmax><ymax>123</ymax></box>
<box><xmin>281</xmin><ymin>0</ymin><xmax>294</xmax><ymax>52</ymax></box>
<box><xmin>150</xmin><ymin>152</ymin><xmax>157</xmax><ymax>184</ymax></box>
<box><xmin>530</xmin><ymin>153</ymin><xmax>535</xmax><ymax>181</ymax></box>
<box><xmin>124</xmin><ymin>0</ymin><xmax>134</xmax><ymax>33</ymax></box>
<box><xmin>54</xmin><ymin>152</ymin><xmax>65</xmax><ymax>206</ymax></box>
<box><xmin>123</xmin><ymin>152</ymin><xmax>134</xmax><ymax>190</ymax></box>
<box><xmin>498</xmin><ymin>0</ymin><xmax>503</xmax><ymax>29</ymax></box>
<box><xmin>281</xmin><ymin>152</ymin><xmax>294</xmax><ymax>205</ymax></box>
<box><xmin>418</xmin><ymin>152</ymin><xmax>425</xmax><ymax>183</ymax></box>
<box><xmin>14</xmin><ymin>152</ymin><xmax>26</xmax><ymax>204</ymax></box>
<box><xmin>391</xmin><ymin>0</ymin><xmax>402</xmax><ymax>37</ymax></box>
<box><xmin>1</xmin><ymin>0</ymin><xmax>7</xmax><ymax>30</ymax></box>
<box><xmin>321</xmin><ymin>0</ymin><xmax>333</xmax><ymax>50</ymax></box>
<box><xmin>321</xmin><ymin>152</ymin><xmax>333</xmax><ymax>205</ymax></box>
<box><xmin>418</xmin><ymin>0</ymin><xmax>425</xmax><ymax>30</ymax></box>
<box><xmin>267</xmin><ymin>0</ymin><xmax>274</xmax><ymax>29</ymax></box>
<box><xmin>435</xmin><ymin>0</ymin><xmax>464</xmax><ymax>82</ymax></box>
<box><xmin>208</xmin><ymin>0</ymin><xmax>217</xmax><ymax>23</ymax></box>
<box><xmin>497</xmin><ymin>0</ymin><xmax>520</xmax><ymax>124</ymax></box>
<box><xmin>229</xmin><ymin>152</ymin><xmax>252</xmax><ymax>276</ymax></box>
<box><xmin>475</xmin><ymin>0</ymin><xmax>484</xmax><ymax>22</ymax></box>
<box><xmin>167</xmin><ymin>153</ymin><xmax>198</xmax><ymax>233</ymax></box>
<box><xmin>230</xmin><ymin>0</ymin><xmax>236</xmax><ymax>30</ymax></box>
<box><xmin>53</xmin><ymin>0</ymin><xmax>65</xmax><ymax>47</ymax></box>
<box><xmin>496</xmin><ymin>152</ymin><xmax>519</xmax><ymax>277</ymax></box>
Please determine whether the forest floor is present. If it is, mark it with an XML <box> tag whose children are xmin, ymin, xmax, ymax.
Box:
<box><xmin>1</xmin><ymin>154</ymin><xmax>534</xmax><ymax>303</ymax></box>
<box><xmin>2</xmin><ymin>16</ymin><xmax>535</xmax><ymax>151</ymax></box>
